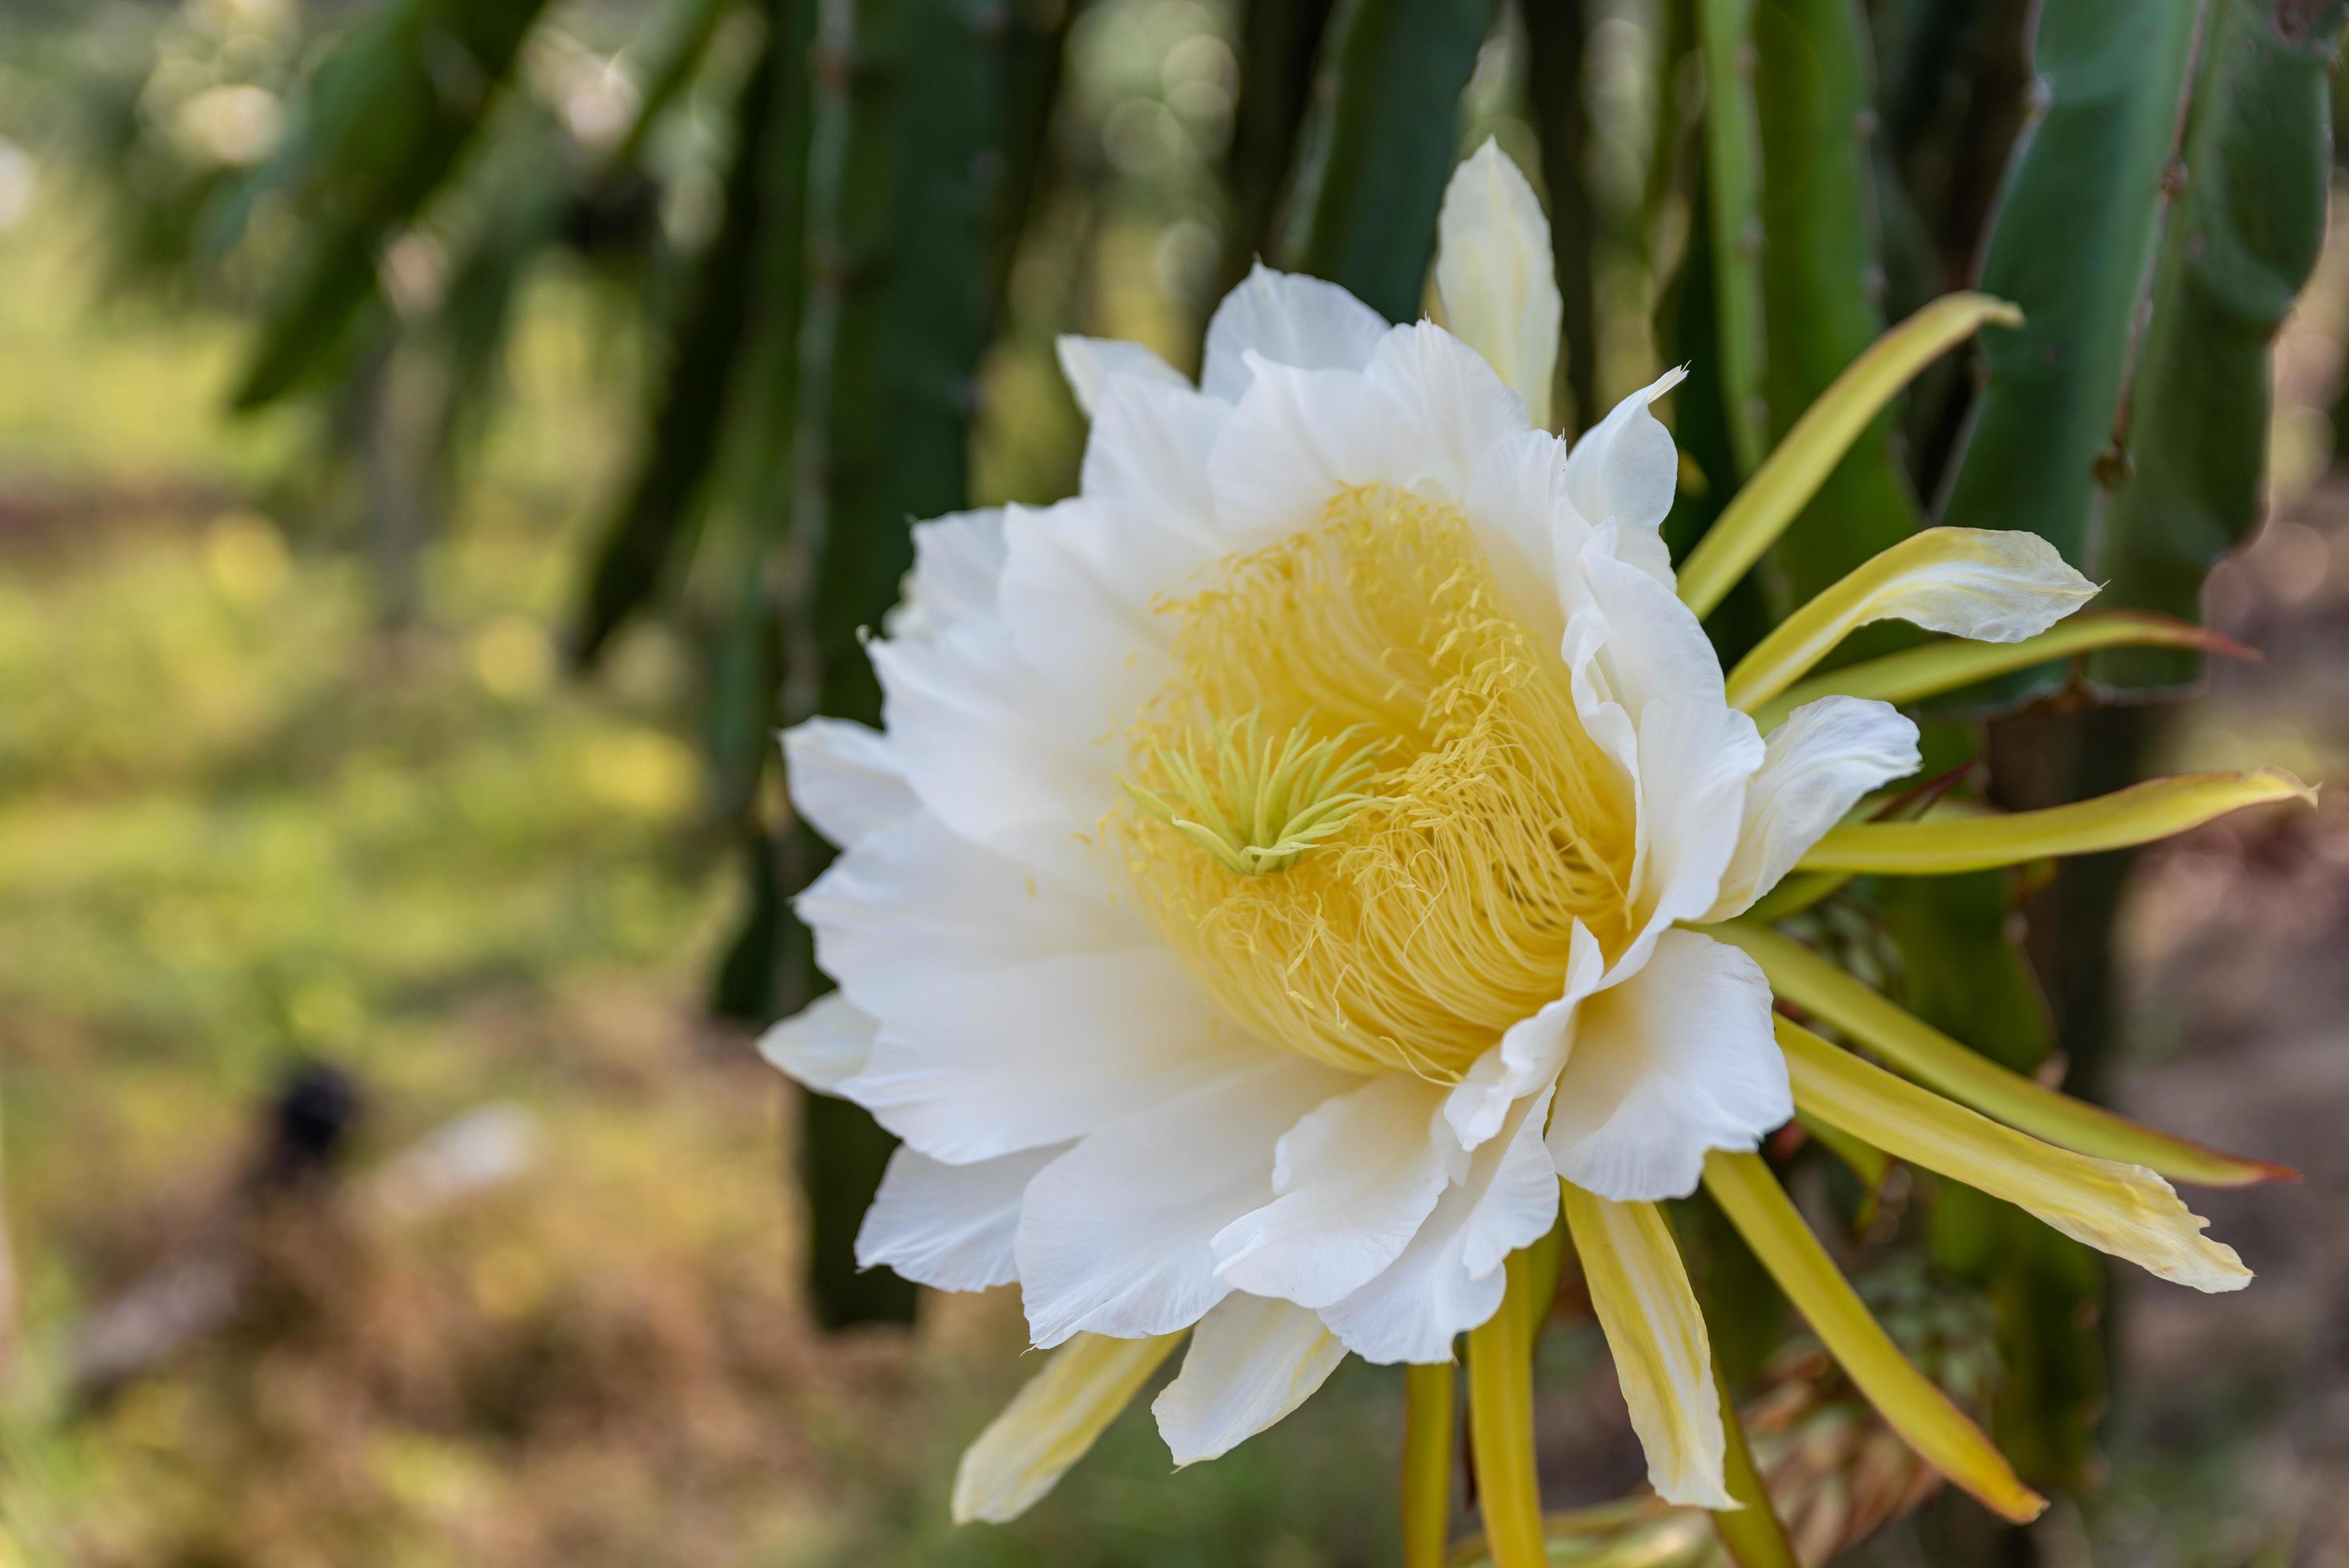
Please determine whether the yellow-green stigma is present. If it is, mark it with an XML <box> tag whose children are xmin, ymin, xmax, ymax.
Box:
<box><xmin>1121</xmin><ymin>714</ymin><xmax>1382</xmax><ymax>875</ymax></box>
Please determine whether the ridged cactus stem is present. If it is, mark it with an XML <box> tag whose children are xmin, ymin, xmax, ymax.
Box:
<box><xmin>1695</xmin><ymin>0</ymin><xmax>1767</xmax><ymax>477</ymax></box>
<box><xmin>786</xmin><ymin>0</ymin><xmax>1009</xmax><ymax>1329</ymax></box>
<box><xmin>1299</xmin><ymin>0</ymin><xmax>1497</xmax><ymax>323</ymax></box>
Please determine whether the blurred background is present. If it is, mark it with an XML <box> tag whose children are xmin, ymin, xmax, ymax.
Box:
<box><xmin>2</xmin><ymin>0</ymin><xmax>2347</xmax><ymax>1563</ymax></box>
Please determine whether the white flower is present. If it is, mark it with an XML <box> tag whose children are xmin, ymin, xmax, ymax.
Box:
<box><xmin>762</xmin><ymin>140</ymin><xmax>2123</xmax><ymax>1518</ymax></box>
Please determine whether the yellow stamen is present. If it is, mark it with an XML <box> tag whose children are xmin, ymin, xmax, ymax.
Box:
<box><xmin>1114</xmin><ymin>486</ymin><xmax>1639</xmax><ymax>1079</ymax></box>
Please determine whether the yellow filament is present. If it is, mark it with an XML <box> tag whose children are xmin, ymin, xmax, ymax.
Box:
<box><xmin>1115</xmin><ymin>486</ymin><xmax>1638</xmax><ymax>1079</ymax></box>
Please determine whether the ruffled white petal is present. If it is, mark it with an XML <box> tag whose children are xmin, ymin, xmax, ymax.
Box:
<box><xmin>1435</xmin><ymin>138</ymin><xmax>1562</xmax><ymax>430</ymax></box>
<box><xmin>871</xmin><ymin>619</ymin><xmax>1119</xmax><ymax>869</ymax></box>
<box><xmin>781</xmin><ymin>718</ymin><xmax>916</xmax><ymax>848</ymax></box>
<box><xmin>848</xmin><ymin>945</ymin><xmax>1262</xmax><ymax>1165</ymax></box>
<box><xmin>1016</xmin><ymin>1059</ymin><xmax>1351</xmax><ymax>1347</ymax></box>
<box><xmin>953</xmin><ymin>1331</ymin><xmax>1179</xmax><ymax>1523</ymax></box>
<box><xmin>1460</xmin><ymin>423</ymin><xmax>1573</xmax><ymax>638</ymax></box>
<box><xmin>1568</xmin><ymin>526</ymin><xmax>1731</xmax><ymax>719</ymax></box>
<box><xmin>757</xmin><ymin>990</ymin><xmax>876</xmax><ymax>1094</ymax></box>
<box><xmin>1055</xmin><ymin>334</ymin><xmax>1188</xmax><ymax>417</ymax></box>
<box><xmin>857</xmin><ymin>1142</ymin><xmax>1065</xmax><ymax>1291</ymax></box>
<box><xmin>907</xmin><ymin>507</ymin><xmax>1009</xmax><ymax>635</ymax></box>
<box><xmin>1706</xmin><ymin>696</ymin><xmax>1923</xmax><ymax>921</ymax></box>
<box><xmin>1151</xmin><ymin>1293</ymin><xmax>1347</xmax><ymax>1466</ymax></box>
<box><xmin>799</xmin><ymin>808</ymin><xmax>1141</xmax><ymax>1010</ymax></box>
<box><xmin>1362</xmin><ymin>322</ymin><xmax>1531</xmax><ymax>493</ymax></box>
<box><xmin>1319</xmin><ymin>1085</ymin><xmax>1562</xmax><ymax>1364</ymax></box>
<box><xmin>1559</xmin><ymin>1185</ymin><xmax>1735</xmax><ymax>1509</ymax></box>
<box><xmin>1212</xmin><ymin>1074</ymin><xmax>1463</xmax><ymax>1310</ymax></box>
<box><xmin>1445</xmin><ymin>919</ymin><xmax>1603</xmax><ymax>1150</ymax></box>
<box><xmin>1618</xmin><ymin>697</ymin><xmax>1767</xmax><ymax>974</ymax></box>
<box><xmin>1207</xmin><ymin>322</ymin><xmax>1526</xmax><ymax>553</ymax></box>
<box><xmin>1078</xmin><ymin>372</ymin><xmax>1231</xmax><ymax>553</ymax></box>
<box><xmin>1560</xmin><ymin>367</ymin><xmax>1688</xmax><ymax>533</ymax></box>
<box><xmin>1545</xmin><ymin>930</ymin><xmax>1790</xmax><ymax>1202</ymax></box>
<box><xmin>995</xmin><ymin>497</ymin><xmax>1194</xmax><ymax>726</ymax></box>
<box><xmin>1207</xmin><ymin>354</ymin><xmax>1421</xmax><ymax>549</ymax></box>
<box><xmin>1201</xmin><ymin>262</ymin><xmax>1389</xmax><ymax>402</ymax></box>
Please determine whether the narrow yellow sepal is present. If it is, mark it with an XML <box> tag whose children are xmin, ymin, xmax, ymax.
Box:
<box><xmin>1675</xmin><ymin>293</ymin><xmax>2022</xmax><ymax>620</ymax></box>
<box><xmin>1560</xmin><ymin>1184</ymin><xmax>1735</xmax><ymax>1510</ymax></box>
<box><xmin>1779</xmin><ymin>1018</ymin><xmax>2250</xmax><ymax>1292</ymax></box>
<box><xmin>1464</xmin><ymin>1249</ymin><xmax>1548</xmax><ymax>1568</ymax></box>
<box><xmin>952</xmin><ymin>1331</ymin><xmax>1181</xmax><ymax>1524</ymax></box>
<box><xmin>1723</xmin><ymin>527</ymin><xmax>2095</xmax><ymax>714</ymax></box>
<box><xmin>1751</xmin><ymin>610</ymin><xmax>2258</xmax><ymax>731</ymax></box>
<box><xmin>1710</xmin><ymin>1358</ymin><xmax>1800</xmax><ymax>1568</ymax></box>
<box><xmin>1795</xmin><ymin>768</ymin><xmax>2315</xmax><ymax>875</ymax></box>
<box><xmin>1399</xmin><ymin>1362</ymin><xmax>1455</xmax><ymax>1568</ymax></box>
<box><xmin>1701</xmin><ymin>1150</ymin><xmax>2048</xmax><ymax>1525</ymax></box>
<box><xmin>1708</xmin><ymin>922</ymin><xmax>2295</xmax><ymax>1188</ymax></box>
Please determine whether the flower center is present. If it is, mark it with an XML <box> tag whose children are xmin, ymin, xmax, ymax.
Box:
<box><xmin>1116</xmin><ymin>486</ymin><xmax>1639</xmax><ymax>1080</ymax></box>
<box><xmin>1120</xmin><ymin>715</ymin><xmax>1383</xmax><ymax>876</ymax></box>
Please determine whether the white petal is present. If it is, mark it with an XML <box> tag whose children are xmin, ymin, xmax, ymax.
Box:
<box><xmin>847</xmin><ymin>946</ymin><xmax>1263</xmax><ymax>1165</ymax></box>
<box><xmin>857</xmin><ymin>1142</ymin><xmax>1066</xmax><ymax>1291</ymax></box>
<box><xmin>1618</xmin><ymin>696</ymin><xmax>1767</xmax><ymax>976</ymax></box>
<box><xmin>1017</xmin><ymin>373</ymin><xmax>1237</xmax><ymax>730</ymax></box>
<box><xmin>1559</xmin><ymin>1186</ymin><xmax>1735</xmax><ymax>1509</ymax></box>
<box><xmin>1079</xmin><ymin>372</ymin><xmax>1231</xmax><ymax>553</ymax></box>
<box><xmin>1461</xmin><ymin>423</ymin><xmax>1573</xmax><ymax>638</ymax></box>
<box><xmin>1152</xmin><ymin>1293</ymin><xmax>1347</xmax><ymax>1466</ymax></box>
<box><xmin>781</xmin><ymin>718</ymin><xmax>915</xmax><ymax>848</ymax></box>
<box><xmin>1055</xmin><ymin>334</ymin><xmax>1188</xmax><ymax>417</ymax></box>
<box><xmin>1320</xmin><ymin>1086</ymin><xmax>1562</xmax><ymax>1365</ymax></box>
<box><xmin>1545</xmin><ymin>930</ymin><xmax>1791</xmax><ymax>1202</ymax></box>
<box><xmin>1201</xmin><ymin>262</ymin><xmax>1389</xmax><ymax>402</ymax></box>
<box><xmin>756</xmin><ymin>990</ymin><xmax>875</xmax><ymax>1094</ymax></box>
<box><xmin>953</xmin><ymin>1331</ymin><xmax>1180</xmax><ymax>1524</ymax></box>
<box><xmin>1207</xmin><ymin>324</ymin><xmax>1524</xmax><ymax>550</ymax></box>
<box><xmin>1363</xmin><ymin>321</ymin><xmax>1531</xmax><ymax>490</ymax></box>
<box><xmin>1560</xmin><ymin>366</ymin><xmax>1688</xmax><ymax>532</ymax></box>
<box><xmin>1706</xmin><ymin>696</ymin><xmax>1923</xmax><ymax>920</ymax></box>
<box><xmin>1571</xmin><ymin>526</ymin><xmax>1731</xmax><ymax>718</ymax></box>
<box><xmin>1211</xmin><ymin>1074</ymin><xmax>1463</xmax><ymax>1310</ymax></box>
<box><xmin>908</xmin><ymin>507</ymin><xmax>1009</xmax><ymax>634</ymax></box>
<box><xmin>1445</xmin><ymin>919</ymin><xmax>1603</xmax><ymax>1150</ymax></box>
<box><xmin>1016</xmin><ymin>1060</ymin><xmax>1351</xmax><ymax>1347</ymax></box>
<box><xmin>871</xmin><ymin>618</ymin><xmax>1118</xmax><ymax>869</ymax></box>
<box><xmin>1207</xmin><ymin>354</ymin><xmax>1419</xmax><ymax>550</ymax></box>
<box><xmin>800</xmin><ymin>810</ymin><xmax>1140</xmax><ymax>1020</ymax></box>
<box><xmin>1435</xmin><ymin>138</ymin><xmax>1563</xmax><ymax>430</ymax></box>
<box><xmin>996</xmin><ymin>496</ymin><xmax>1195</xmax><ymax>729</ymax></box>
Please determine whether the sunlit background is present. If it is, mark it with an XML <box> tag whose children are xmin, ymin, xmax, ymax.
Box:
<box><xmin>2</xmin><ymin>1</ymin><xmax>2347</xmax><ymax>1564</ymax></box>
